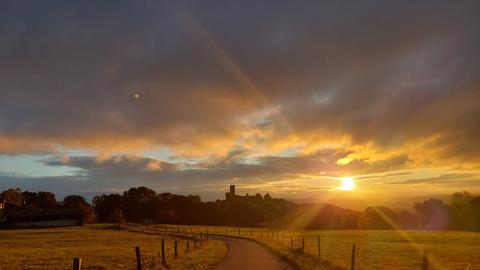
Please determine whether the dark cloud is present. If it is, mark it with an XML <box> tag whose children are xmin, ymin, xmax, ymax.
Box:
<box><xmin>0</xmin><ymin>1</ymin><xmax>479</xmax><ymax>157</ymax></box>
<box><xmin>0</xmin><ymin>1</ymin><xmax>479</xmax><ymax>200</ymax></box>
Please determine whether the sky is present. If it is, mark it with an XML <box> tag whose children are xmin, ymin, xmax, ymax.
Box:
<box><xmin>1</xmin><ymin>1</ymin><xmax>479</xmax><ymax>209</ymax></box>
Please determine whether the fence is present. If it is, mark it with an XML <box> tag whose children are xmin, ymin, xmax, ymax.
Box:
<box><xmin>234</xmin><ymin>228</ymin><xmax>432</xmax><ymax>270</ymax></box>
<box><xmin>149</xmin><ymin>225</ymin><xmax>434</xmax><ymax>270</ymax></box>
<box><xmin>255</xmin><ymin>228</ymin><xmax>432</xmax><ymax>270</ymax></box>
<box><xmin>70</xmin><ymin>223</ymin><xmax>210</xmax><ymax>270</ymax></box>
<box><xmin>68</xmin><ymin>224</ymin><xmax>434</xmax><ymax>270</ymax></box>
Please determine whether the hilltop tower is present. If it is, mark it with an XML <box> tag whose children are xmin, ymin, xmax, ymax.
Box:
<box><xmin>225</xmin><ymin>185</ymin><xmax>236</xmax><ymax>200</ymax></box>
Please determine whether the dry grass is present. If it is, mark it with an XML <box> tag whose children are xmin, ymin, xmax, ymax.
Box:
<box><xmin>0</xmin><ymin>224</ymin><xmax>227</xmax><ymax>270</ymax></box>
<box><xmin>161</xmin><ymin>225</ymin><xmax>480</xmax><ymax>270</ymax></box>
<box><xmin>3</xmin><ymin>223</ymin><xmax>478</xmax><ymax>270</ymax></box>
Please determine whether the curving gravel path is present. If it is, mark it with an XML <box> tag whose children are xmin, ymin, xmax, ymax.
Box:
<box><xmin>213</xmin><ymin>235</ymin><xmax>293</xmax><ymax>270</ymax></box>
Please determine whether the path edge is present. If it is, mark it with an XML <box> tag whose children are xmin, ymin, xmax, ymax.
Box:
<box><xmin>210</xmin><ymin>234</ymin><xmax>301</xmax><ymax>270</ymax></box>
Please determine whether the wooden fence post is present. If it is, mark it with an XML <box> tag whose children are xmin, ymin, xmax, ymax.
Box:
<box><xmin>422</xmin><ymin>251</ymin><xmax>429</xmax><ymax>270</ymax></box>
<box><xmin>302</xmin><ymin>237</ymin><xmax>305</xmax><ymax>251</ymax></box>
<box><xmin>174</xmin><ymin>240</ymin><xmax>178</xmax><ymax>258</ymax></box>
<box><xmin>350</xmin><ymin>244</ymin><xmax>356</xmax><ymax>270</ymax></box>
<box><xmin>73</xmin><ymin>257</ymin><xmax>82</xmax><ymax>270</ymax></box>
<box><xmin>161</xmin><ymin>239</ymin><xmax>166</xmax><ymax>266</ymax></box>
<box><xmin>317</xmin><ymin>236</ymin><xmax>321</xmax><ymax>260</ymax></box>
<box><xmin>135</xmin><ymin>247</ymin><xmax>142</xmax><ymax>270</ymax></box>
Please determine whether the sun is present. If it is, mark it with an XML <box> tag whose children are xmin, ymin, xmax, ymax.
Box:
<box><xmin>339</xmin><ymin>177</ymin><xmax>356</xmax><ymax>191</ymax></box>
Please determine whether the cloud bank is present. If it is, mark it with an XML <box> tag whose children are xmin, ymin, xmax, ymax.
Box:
<box><xmin>0</xmin><ymin>1</ymin><xmax>479</xmax><ymax>205</ymax></box>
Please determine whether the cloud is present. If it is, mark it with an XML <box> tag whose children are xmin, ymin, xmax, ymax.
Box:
<box><xmin>0</xmin><ymin>1</ymin><xmax>478</xmax><ymax>158</ymax></box>
<box><xmin>0</xmin><ymin>1</ymin><xmax>479</xmax><ymax>201</ymax></box>
<box><xmin>35</xmin><ymin>150</ymin><xmax>407</xmax><ymax>192</ymax></box>
<box><xmin>390</xmin><ymin>173</ymin><xmax>479</xmax><ymax>185</ymax></box>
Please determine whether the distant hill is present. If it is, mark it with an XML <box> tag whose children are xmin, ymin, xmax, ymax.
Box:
<box><xmin>275</xmin><ymin>203</ymin><xmax>360</xmax><ymax>230</ymax></box>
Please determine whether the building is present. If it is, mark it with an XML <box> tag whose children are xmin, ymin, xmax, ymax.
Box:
<box><xmin>0</xmin><ymin>199</ymin><xmax>83</xmax><ymax>228</ymax></box>
<box><xmin>225</xmin><ymin>185</ymin><xmax>236</xmax><ymax>200</ymax></box>
<box><xmin>0</xmin><ymin>200</ymin><xmax>5</xmax><ymax>222</ymax></box>
<box><xmin>224</xmin><ymin>185</ymin><xmax>271</xmax><ymax>201</ymax></box>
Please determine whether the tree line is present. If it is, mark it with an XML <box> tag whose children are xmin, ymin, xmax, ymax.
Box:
<box><xmin>0</xmin><ymin>188</ymin><xmax>94</xmax><ymax>222</ymax></box>
<box><xmin>1</xmin><ymin>187</ymin><xmax>479</xmax><ymax>231</ymax></box>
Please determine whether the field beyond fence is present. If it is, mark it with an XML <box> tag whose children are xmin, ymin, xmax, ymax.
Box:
<box><xmin>149</xmin><ymin>224</ymin><xmax>480</xmax><ymax>270</ymax></box>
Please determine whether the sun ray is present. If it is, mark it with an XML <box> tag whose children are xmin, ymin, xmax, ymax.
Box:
<box><xmin>370</xmin><ymin>205</ymin><xmax>449</xmax><ymax>270</ymax></box>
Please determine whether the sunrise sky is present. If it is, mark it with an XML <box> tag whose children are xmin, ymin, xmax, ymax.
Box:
<box><xmin>1</xmin><ymin>1</ymin><xmax>479</xmax><ymax>209</ymax></box>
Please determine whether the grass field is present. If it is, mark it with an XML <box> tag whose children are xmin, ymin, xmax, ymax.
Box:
<box><xmin>0</xmin><ymin>224</ymin><xmax>227</xmax><ymax>270</ymax></box>
<box><xmin>1</xmin><ymin>224</ymin><xmax>478</xmax><ymax>270</ymax></box>
<box><xmin>158</xmin><ymin>225</ymin><xmax>480</xmax><ymax>270</ymax></box>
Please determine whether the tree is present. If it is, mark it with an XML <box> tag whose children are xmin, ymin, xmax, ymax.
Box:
<box><xmin>359</xmin><ymin>206</ymin><xmax>392</xmax><ymax>229</ymax></box>
<box><xmin>122</xmin><ymin>187</ymin><xmax>157</xmax><ymax>222</ymax></box>
<box><xmin>448</xmin><ymin>191</ymin><xmax>473</xmax><ymax>230</ymax></box>
<box><xmin>21</xmin><ymin>191</ymin><xmax>38</xmax><ymax>209</ymax></box>
<box><xmin>414</xmin><ymin>198</ymin><xmax>449</xmax><ymax>230</ymax></box>
<box><xmin>35</xmin><ymin>191</ymin><xmax>57</xmax><ymax>209</ymax></box>
<box><xmin>358</xmin><ymin>206</ymin><xmax>417</xmax><ymax>230</ymax></box>
<box><xmin>93</xmin><ymin>194</ymin><xmax>124</xmax><ymax>222</ymax></box>
<box><xmin>1</xmin><ymin>188</ymin><xmax>24</xmax><ymax>206</ymax></box>
<box><xmin>64</xmin><ymin>195</ymin><xmax>95</xmax><ymax>223</ymax></box>
<box><xmin>450</xmin><ymin>191</ymin><xmax>472</xmax><ymax>206</ymax></box>
<box><xmin>470</xmin><ymin>197</ymin><xmax>480</xmax><ymax>231</ymax></box>
<box><xmin>109</xmin><ymin>208</ymin><xmax>125</xmax><ymax>226</ymax></box>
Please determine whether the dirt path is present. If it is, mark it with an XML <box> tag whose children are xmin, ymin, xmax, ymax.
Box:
<box><xmin>213</xmin><ymin>236</ymin><xmax>293</xmax><ymax>270</ymax></box>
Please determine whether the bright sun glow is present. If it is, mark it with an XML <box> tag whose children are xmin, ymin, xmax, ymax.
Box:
<box><xmin>339</xmin><ymin>177</ymin><xmax>356</xmax><ymax>190</ymax></box>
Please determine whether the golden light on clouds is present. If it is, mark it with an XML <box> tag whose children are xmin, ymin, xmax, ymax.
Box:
<box><xmin>145</xmin><ymin>160</ymin><xmax>162</xmax><ymax>171</ymax></box>
<box><xmin>0</xmin><ymin>1</ymin><xmax>479</xmax><ymax>206</ymax></box>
